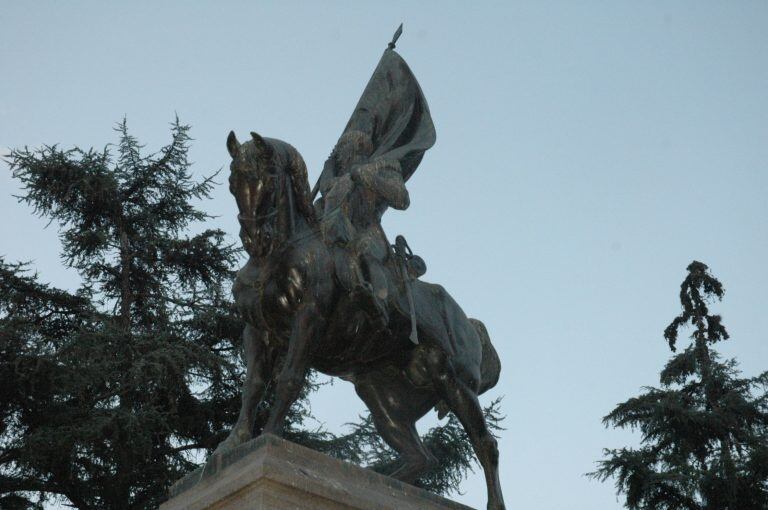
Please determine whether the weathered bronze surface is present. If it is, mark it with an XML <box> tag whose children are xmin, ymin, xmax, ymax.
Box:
<box><xmin>214</xmin><ymin>27</ymin><xmax>505</xmax><ymax>510</ymax></box>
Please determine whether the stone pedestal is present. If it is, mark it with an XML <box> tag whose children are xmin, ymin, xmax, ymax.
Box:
<box><xmin>161</xmin><ymin>434</ymin><xmax>475</xmax><ymax>510</ymax></box>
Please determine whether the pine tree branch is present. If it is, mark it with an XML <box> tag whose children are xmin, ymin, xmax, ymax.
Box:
<box><xmin>0</xmin><ymin>474</ymin><xmax>92</xmax><ymax>510</ymax></box>
<box><xmin>0</xmin><ymin>475</ymin><xmax>52</xmax><ymax>494</ymax></box>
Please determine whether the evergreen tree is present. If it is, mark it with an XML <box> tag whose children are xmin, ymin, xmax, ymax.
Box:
<box><xmin>1</xmin><ymin>120</ymin><xmax>502</xmax><ymax>509</ymax></box>
<box><xmin>591</xmin><ymin>261</ymin><xmax>768</xmax><ymax>510</ymax></box>
<box><xmin>1</xmin><ymin>119</ymin><xmax>244</xmax><ymax>509</ymax></box>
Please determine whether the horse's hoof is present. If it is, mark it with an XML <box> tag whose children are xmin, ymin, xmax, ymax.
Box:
<box><xmin>211</xmin><ymin>442</ymin><xmax>233</xmax><ymax>458</ymax></box>
<box><xmin>211</xmin><ymin>428</ymin><xmax>250</xmax><ymax>457</ymax></box>
<box><xmin>260</xmin><ymin>426</ymin><xmax>284</xmax><ymax>438</ymax></box>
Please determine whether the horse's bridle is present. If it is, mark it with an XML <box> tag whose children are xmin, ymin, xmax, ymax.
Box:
<box><xmin>237</xmin><ymin>164</ymin><xmax>320</xmax><ymax>249</ymax></box>
<box><xmin>237</xmin><ymin>210</ymin><xmax>277</xmax><ymax>224</ymax></box>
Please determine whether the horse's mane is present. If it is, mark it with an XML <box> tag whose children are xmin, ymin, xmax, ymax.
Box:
<box><xmin>263</xmin><ymin>137</ymin><xmax>316</xmax><ymax>226</ymax></box>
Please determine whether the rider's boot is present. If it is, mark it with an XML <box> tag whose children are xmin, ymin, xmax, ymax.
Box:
<box><xmin>371</xmin><ymin>292</ymin><xmax>389</xmax><ymax>330</ymax></box>
<box><xmin>351</xmin><ymin>282</ymin><xmax>389</xmax><ymax>330</ymax></box>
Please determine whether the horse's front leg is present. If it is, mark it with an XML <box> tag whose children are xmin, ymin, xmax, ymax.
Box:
<box><xmin>262</xmin><ymin>300</ymin><xmax>322</xmax><ymax>435</ymax></box>
<box><xmin>212</xmin><ymin>324</ymin><xmax>269</xmax><ymax>455</ymax></box>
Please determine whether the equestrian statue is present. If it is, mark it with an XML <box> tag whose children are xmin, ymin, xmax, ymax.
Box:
<box><xmin>212</xmin><ymin>26</ymin><xmax>505</xmax><ymax>510</ymax></box>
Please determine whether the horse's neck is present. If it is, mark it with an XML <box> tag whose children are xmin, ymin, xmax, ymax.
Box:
<box><xmin>256</xmin><ymin>182</ymin><xmax>314</xmax><ymax>257</ymax></box>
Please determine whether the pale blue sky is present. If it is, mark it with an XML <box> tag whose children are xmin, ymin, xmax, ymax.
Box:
<box><xmin>2</xmin><ymin>2</ymin><xmax>767</xmax><ymax>509</ymax></box>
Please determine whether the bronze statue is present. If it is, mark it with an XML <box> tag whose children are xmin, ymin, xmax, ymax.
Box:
<box><xmin>214</xmin><ymin>27</ymin><xmax>505</xmax><ymax>510</ymax></box>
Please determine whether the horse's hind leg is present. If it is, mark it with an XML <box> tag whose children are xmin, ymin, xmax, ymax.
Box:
<box><xmin>355</xmin><ymin>378</ymin><xmax>437</xmax><ymax>483</ymax></box>
<box><xmin>213</xmin><ymin>324</ymin><xmax>269</xmax><ymax>454</ymax></box>
<box><xmin>425</xmin><ymin>347</ymin><xmax>505</xmax><ymax>510</ymax></box>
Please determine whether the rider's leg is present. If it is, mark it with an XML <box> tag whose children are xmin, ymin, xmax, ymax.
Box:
<box><xmin>332</xmin><ymin>245</ymin><xmax>356</xmax><ymax>291</ymax></box>
<box><xmin>361</xmin><ymin>255</ymin><xmax>389</xmax><ymax>326</ymax></box>
<box><xmin>338</xmin><ymin>250</ymin><xmax>387</xmax><ymax>327</ymax></box>
<box><xmin>364</xmin><ymin>255</ymin><xmax>389</xmax><ymax>302</ymax></box>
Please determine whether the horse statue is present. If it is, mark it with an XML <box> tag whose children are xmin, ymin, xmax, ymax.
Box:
<box><xmin>212</xmin><ymin>29</ymin><xmax>505</xmax><ymax>510</ymax></box>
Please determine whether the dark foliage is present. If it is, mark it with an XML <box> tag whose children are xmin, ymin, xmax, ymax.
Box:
<box><xmin>332</xmin><ymin>397</ymin><xmax>504</xmax><ymax>495</ymax></box>
<box><xmin>1</xmin><ymin>119</ymin><xmax>243</xmax><ymax>509</ymax></box>
<box><xmin>590</xmin><ymin>261</ymin><xmax>768</xmax><ymax>510</ymax></box>
<box><xmin>0</xmin><ymin>120</ymin><xmax>502</xmax><ymax>509</ymax></box>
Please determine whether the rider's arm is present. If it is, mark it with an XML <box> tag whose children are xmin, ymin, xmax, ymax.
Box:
<box><xmin>351</xmin><ymin>160</ymin><xmax>410</xmax><ymax>210</ymax></box>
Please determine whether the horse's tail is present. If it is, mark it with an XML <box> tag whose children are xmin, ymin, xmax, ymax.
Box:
<box><xmin>470</xmin><ymin>318</ymin><xmax>501</xmax><ymax>395</ymax></box>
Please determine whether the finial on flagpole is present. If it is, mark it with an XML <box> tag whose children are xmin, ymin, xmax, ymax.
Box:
<box><xmin>388</xmin><ymin>23</ymin><xmax>403</xmax><ymax>50</ymax></box>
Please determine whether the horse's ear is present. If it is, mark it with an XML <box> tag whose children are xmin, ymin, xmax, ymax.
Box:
<box><xmin>250</xmin><ymin>132</ymin><xmax>271</xmax><ymax>156</ymax></box>
<box><xmin>227</xmin><ymin>131</ymin><xmax>239</xmax><ymax>158</ymax></box>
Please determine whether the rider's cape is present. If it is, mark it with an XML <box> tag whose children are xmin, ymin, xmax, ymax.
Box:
<box><xmin>315</xmin><ymin>45</ymin><xmax>436</xmax><ymax>195</ymax></box>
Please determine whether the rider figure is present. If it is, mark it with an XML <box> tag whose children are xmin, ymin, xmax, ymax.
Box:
<box><xmin>319</xmin><ymin>130</ymin><xmax>410</xmax><ymax>329</ymax></box>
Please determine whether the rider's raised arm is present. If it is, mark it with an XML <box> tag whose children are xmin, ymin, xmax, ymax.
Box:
<box><xmin>352</xmin><ymin>159</ymin><xmax>410</xmax><ymax>210</ymax></box>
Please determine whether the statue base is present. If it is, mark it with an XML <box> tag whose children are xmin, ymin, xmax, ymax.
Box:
<box><xmin>161</xmin><ymin>433</ymin><xmax>474</xmax><ymax>510</ymax></box>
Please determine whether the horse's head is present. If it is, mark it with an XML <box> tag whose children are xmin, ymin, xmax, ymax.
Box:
<box><xmin>227</xmin><ymin>130</ymin><xmax>280</xmax><ymax>256</ymax></box>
